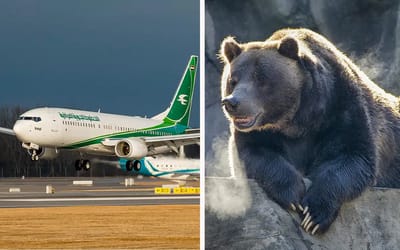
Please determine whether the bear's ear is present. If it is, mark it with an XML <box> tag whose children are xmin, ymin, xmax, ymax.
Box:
<box><xmin>278</xmin><ymin>37</ymin><xmax>299</xmax><ymax>60</ymax></box>
<box><xmin>221</xmin><ymin>37</ymin><xmax>242</xmax><ymax>63</ymax></box>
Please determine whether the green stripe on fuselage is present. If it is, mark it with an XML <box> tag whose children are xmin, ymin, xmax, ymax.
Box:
<box><xmin>62</xmin><ymin>122</ymin><xmax>187</xmax><ymax>149</ymax></box>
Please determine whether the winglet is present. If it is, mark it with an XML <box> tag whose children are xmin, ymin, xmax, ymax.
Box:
<box><xmin>162</xmin><ymin>55</ymin><xmax>198</xmax><ymax>127</ymax></box>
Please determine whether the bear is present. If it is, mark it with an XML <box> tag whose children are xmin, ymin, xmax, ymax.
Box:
<box><xmin>220</xmin><ymin>28</ymin><xmax>400</xmax><ymax>235</ymax></box>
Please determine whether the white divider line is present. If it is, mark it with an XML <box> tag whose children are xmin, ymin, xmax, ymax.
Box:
<box><xmin>73</xmin><ymin>180</ymin><xmax>93</xmax><ymax>185</ymax></box>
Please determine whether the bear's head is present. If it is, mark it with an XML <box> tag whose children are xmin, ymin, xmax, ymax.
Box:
<box><xmin>220</xmin><ymin>29</ymin><xmax>332</xmax><ymax>135</ymax></box>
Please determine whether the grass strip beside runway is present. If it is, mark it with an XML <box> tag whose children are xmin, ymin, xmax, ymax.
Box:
<box><xmin>0</xmin><ymin>205</ymin><xmax>199</xmax><ymax>249</ymax></box>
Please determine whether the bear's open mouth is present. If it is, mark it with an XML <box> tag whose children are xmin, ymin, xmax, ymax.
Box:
<box><xmin>233</xmin><ymin>114</ymin><xmax>259</xmax><ymax>129</ymax></box>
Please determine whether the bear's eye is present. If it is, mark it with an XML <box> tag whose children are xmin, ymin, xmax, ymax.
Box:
<box><xmin>228</xmin><ymin>76</ymin><xmax>238</xmax><ymax>88</ymax></box>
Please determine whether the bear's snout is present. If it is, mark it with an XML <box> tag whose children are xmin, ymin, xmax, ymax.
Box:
<box><xmin>222</xmin><ymin>96</ymin><xmax>239</xmax><ymax>113</ymax></box>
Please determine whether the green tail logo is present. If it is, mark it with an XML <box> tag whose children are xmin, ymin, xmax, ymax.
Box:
<box><xmin>164</xmin><ymin>55</ymin><xmax>198</xmax><ymax>127</ymax></box>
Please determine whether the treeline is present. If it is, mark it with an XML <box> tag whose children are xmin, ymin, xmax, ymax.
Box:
<box><xmin>0</xmin><ymin>105</ymin><xmax>200</xmax><ymax>178</ymax></box>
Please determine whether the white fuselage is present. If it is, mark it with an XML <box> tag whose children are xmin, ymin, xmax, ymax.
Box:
<box><xmin>13</xmin><ymin>107</ymin><xmax>163</xmax><ymax>154</ymax></box>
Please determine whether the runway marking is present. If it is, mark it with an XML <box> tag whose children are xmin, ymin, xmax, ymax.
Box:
<box><xmin>0</xmin><ymin>196</ymin><xmax>199</xmax><ymax>202</ymax></box>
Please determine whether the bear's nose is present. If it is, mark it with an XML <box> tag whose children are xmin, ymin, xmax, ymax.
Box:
<box><xmin>222</xmin><ymin>96</ymin><xmax>239</xmax><ymax>112</ymax></box>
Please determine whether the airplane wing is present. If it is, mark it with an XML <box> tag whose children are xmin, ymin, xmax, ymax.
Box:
<box><xmin>101</xmin><ymin>132</ymin><xmax>200</xmax><ymax>156</ymax></box>
<box><xmin>0</xmin><ymin>127</ymin><xmax>15</xmax><ymax>136</ymax></box>
<box><xmin>143</xmin><ymin>133</ymin><xmax>200</xmax><ymax>145</ymax></box>
<box><xmin>143</xmin><ymin>132</ymin><xmax>199</xmax><ymax>155</ymax></box>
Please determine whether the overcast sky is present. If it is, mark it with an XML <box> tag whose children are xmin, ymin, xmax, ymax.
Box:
<box><xmin>0</xmin><ymin>0</ymin><xmax>200</xmax><ymax>126</ymax></box>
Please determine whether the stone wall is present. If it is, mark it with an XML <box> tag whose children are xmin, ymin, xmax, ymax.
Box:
<box><xmin>206</xmin><ymin>178</ymin><xmax>400</xmax><ymax>249</ymax></box>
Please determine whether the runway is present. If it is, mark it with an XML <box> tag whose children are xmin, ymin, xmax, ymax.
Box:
<box><xmin>0</xmin><ymin>177</ymin><xmax>200</xmax><ymax>208</ymax></box>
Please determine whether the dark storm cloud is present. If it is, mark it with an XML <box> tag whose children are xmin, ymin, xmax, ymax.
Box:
<box><xmin>0</xmin><ymin>0</ymin><xmax>199</xmax><ymax>126</ymax></box>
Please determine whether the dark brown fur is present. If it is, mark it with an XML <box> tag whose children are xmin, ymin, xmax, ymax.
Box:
<box><xmin>220</xmin><ymin>28</ymin><xmax>400</xmax><ymax>234</ymax></box>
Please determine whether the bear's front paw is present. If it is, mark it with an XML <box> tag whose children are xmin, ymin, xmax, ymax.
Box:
<box><xmin>299</xmin><ymin>192</ymin><xmax>340</xmax><ymax>235</ymax></box>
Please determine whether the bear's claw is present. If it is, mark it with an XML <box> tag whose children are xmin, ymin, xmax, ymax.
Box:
<box><xmin>311</xmin><ymin>224</ymin><xmax>319</xmax><ymax>235</ymax></box>
<box><xmin>300</xmin><ymin>211</ymin><xmax>320</xmax><ymax>234</ymax></box>
<box><xmin>302</xmin><ymin>206</ymin><xmax>308</xmax><ymax>215</ymax></box>
<box><xmin>290</xmin><ymin>203</ymin><xmax>297</xmax><ymax>211</ymax></box>
<box><xmin>303</xmin><ymin>213</ymin><xmax>312</xmax><ymax>227</ymax></box>
<box><xmin>304</xmin><ymin>215</ymin><xmax>313</xmax><ymax>229</ymax></box>
<box><xmin>305</xmin><ymin>220</ymin><xmax>314</xmax><ymax>232</ymax></box>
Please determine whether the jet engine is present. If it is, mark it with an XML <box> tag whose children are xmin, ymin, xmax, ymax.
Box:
<box><xmin>115</xmin><ymin>139</ymin><xmax>148</xmax><ymax>159</ymax></box>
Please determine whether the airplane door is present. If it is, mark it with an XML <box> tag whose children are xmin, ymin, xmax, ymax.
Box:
<box><xmin>48</xmin><ymin>113</ymin><xmax>63</xmax><ymax>145</ymax></box>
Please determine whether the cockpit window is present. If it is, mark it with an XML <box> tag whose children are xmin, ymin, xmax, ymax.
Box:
<box><xmin>18</xmin><ymin>116</ymin><xmax>42</xmax><ymax>122</ymax></box>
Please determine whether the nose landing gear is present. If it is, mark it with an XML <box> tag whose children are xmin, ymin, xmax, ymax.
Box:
<box><xmin>28</xmin><ymin>148</ymin><xmax>41</xmax><ymax>161</ymax></box>
<box><xmin>31</xmin><ymin>150</ymin><xmax>39</xmax><ymax>161</ymax></box>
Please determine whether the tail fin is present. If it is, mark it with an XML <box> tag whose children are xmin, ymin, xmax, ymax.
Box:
<box><xmin>161</xmin><ymin>55</ymin><xmax>198</xmax><ymax>127</ymax></box>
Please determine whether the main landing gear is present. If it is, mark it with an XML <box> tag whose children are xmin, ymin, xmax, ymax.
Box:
<box><xmin>75</xmin><ymin>159</ymin><xmax>91</xmax><ymax>171</ymax></box>
<box><xmin>126</xmin><ymin>160</ymin><xmax>141</xmax><ymax>172</ymax></box>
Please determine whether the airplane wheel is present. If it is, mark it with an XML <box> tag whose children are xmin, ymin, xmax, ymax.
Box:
<box><xmin>30</xmin><ymin>150</ymin><xmax>39</xmax><ymax>161</ymax></box>
<box><xmin>133</xmin><ymin>160</ymin><xmax>141</xmax><ymax>171</ymax></box>
<box><xmin>75</xmin><ymin>160</ymin><xmax>83</xmax><ymax>171</ymax></box>
<box><xmin>82</xmin><ymin>160</ymin><xmax>91</xmax><ymax>171</ymax></box>
<box><xmin>126</xmin><ymin>160</ymin><xmax>133</xmax><ymax>171</ymax></box>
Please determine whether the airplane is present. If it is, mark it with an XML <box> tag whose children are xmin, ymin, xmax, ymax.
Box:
<box><xmin>119</xmin><ymin>156</ymin><xmax>200</xmax><ymax>180</ymax></box>
<box><xmin>0</xmin><ymin>55</ymin><xmax>199</xmax><ymax>171</ymax></box>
